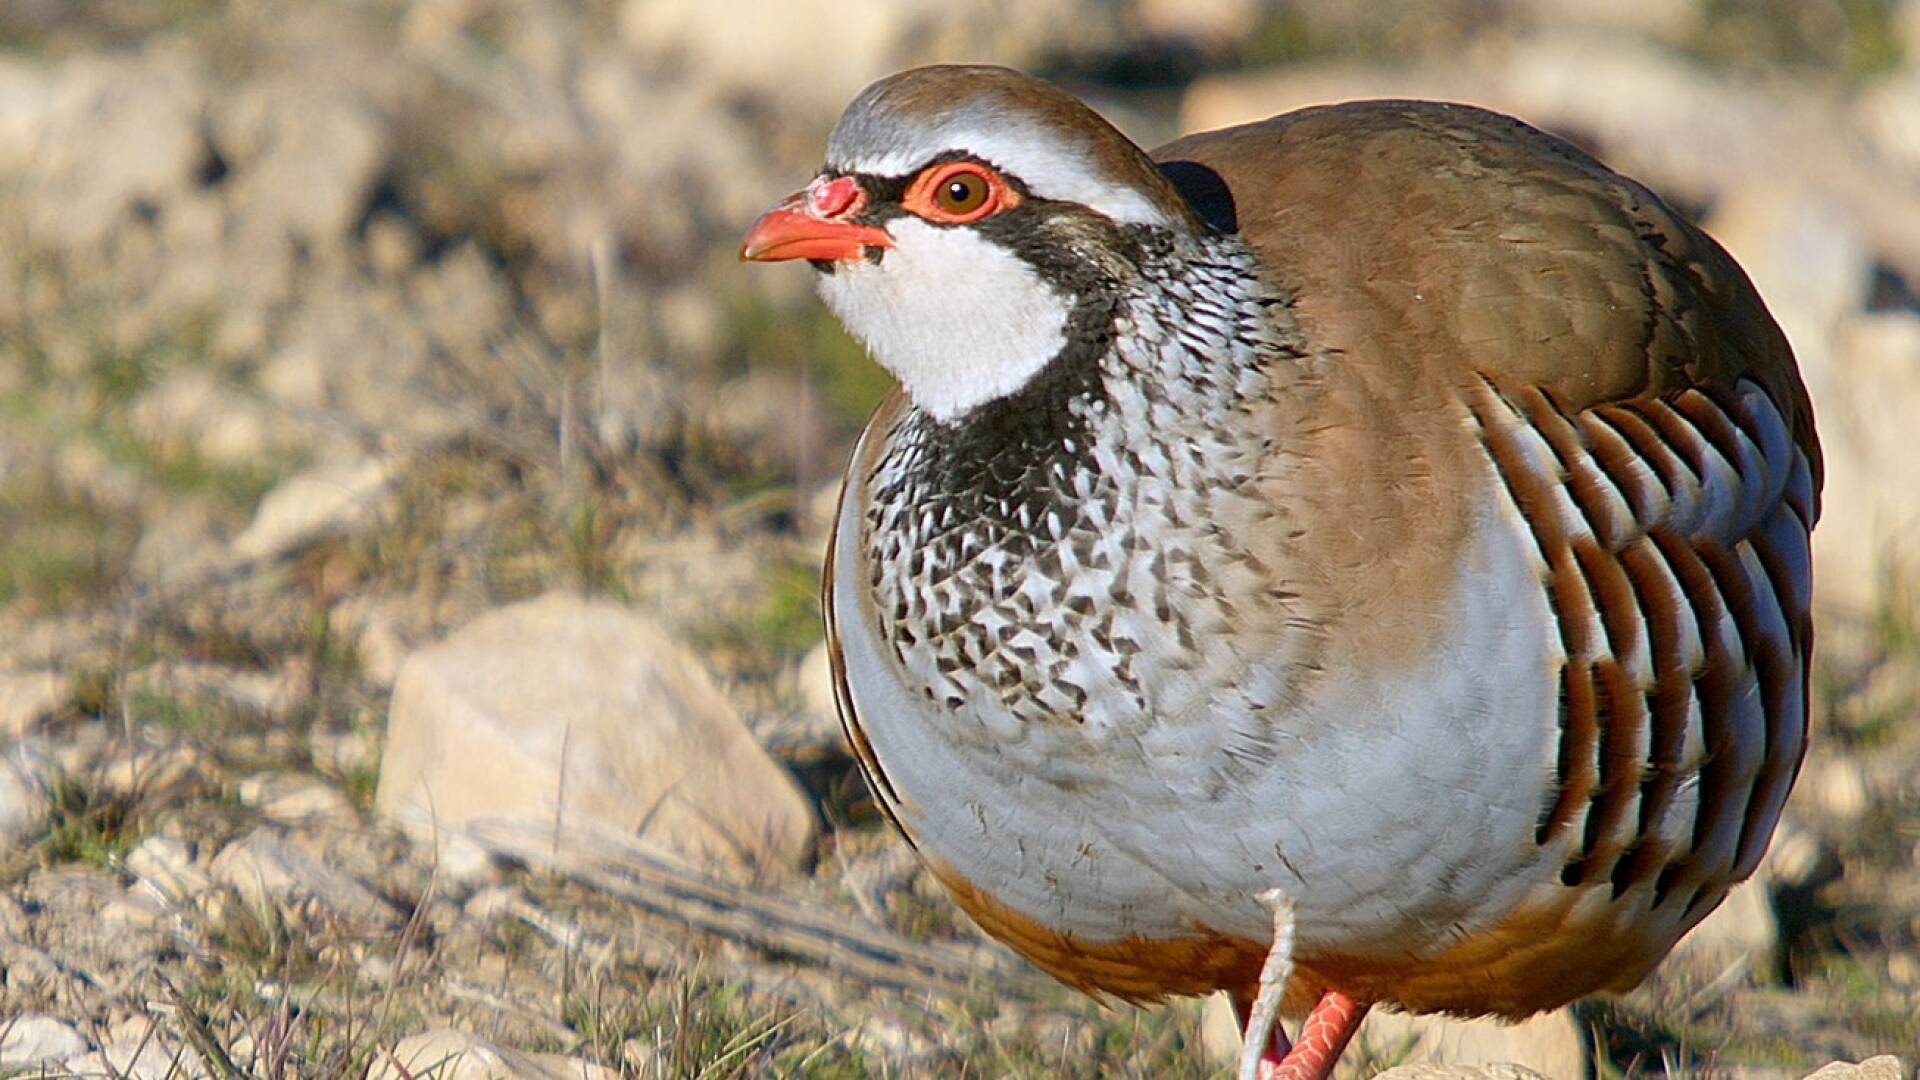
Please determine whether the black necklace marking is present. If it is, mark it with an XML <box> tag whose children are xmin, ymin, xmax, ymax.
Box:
<box><xmin>875</xmin><ymin>207</ymin><xmax>1162</xmax><ymax>539</ymax></box>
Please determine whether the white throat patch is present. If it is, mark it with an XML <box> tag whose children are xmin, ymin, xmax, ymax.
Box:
<box><xmin>815</xmin><ymin>217</ymin><xmax>1071</xmax><ymax>422</ymax></box>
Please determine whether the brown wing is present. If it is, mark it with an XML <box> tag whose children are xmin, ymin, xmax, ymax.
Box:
<box><xmin>1155</xmin><ymin>101</ymin><xmax>1821</xmax><ymax>928</ymax></box>
<box><xmin>1153</xmin><ymin>99</ymin><xmax>1818</xmax><ymax>486</ymax></box>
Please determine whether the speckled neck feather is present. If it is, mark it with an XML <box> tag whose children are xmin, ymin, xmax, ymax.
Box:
<box><xmin>859</xmin><ymin>233</ymin><xmax>1314</xmax><ymax>746</ymax></box>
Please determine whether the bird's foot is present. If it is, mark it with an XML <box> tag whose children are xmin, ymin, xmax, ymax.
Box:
<box><xmin>1235</xmin><ymin>886</ymin><xmax>1297</xmax><ymax>1080</ymax></box>
<box><xmin>1235</xmin><ymin>886</ymin><xmax>1370</xmax><ymax>1080</ymax></box>
<box><xmin>1264</xmin><ymin>991</ymin><xmax>1368</xmax><ymax>1080</ymax></box>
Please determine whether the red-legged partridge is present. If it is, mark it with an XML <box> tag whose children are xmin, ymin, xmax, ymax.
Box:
<box><xmin>742</xmin><ymin>66</ymin><xmax>1820</xmax><ymax>1080</ymax></box>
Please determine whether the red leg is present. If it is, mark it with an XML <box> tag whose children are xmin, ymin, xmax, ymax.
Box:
<box><xmin>1264</xmin><ymin>992</ymin><xmax>1369</xmax><ymax>1080</ymax></box>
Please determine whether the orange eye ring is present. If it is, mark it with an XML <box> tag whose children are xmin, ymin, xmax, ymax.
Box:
<box><xmin>904</xmin><ymin>163</ymin><xmax>1015</xmax><ymax>224</ymax></box>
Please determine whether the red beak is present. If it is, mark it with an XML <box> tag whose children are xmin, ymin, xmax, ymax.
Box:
<box><xmin>740</xmin><ymin>178</ymin><xmax>892</xmax><ymax>263</ymax></box>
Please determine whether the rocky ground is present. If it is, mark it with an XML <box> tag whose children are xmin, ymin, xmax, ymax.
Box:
<box><xmin>1</xmin><ymin>1</ymin><xmax>1918</xmax><ymax>1077</ymax></box>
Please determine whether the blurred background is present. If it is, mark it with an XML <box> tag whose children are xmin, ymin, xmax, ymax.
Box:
<box><xmin>1</xmin><ymin>1</ymin><xmax>1917</xmax><ymax>1077</ymax></box>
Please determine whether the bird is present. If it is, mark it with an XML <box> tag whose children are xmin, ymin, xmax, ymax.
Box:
<box><xmin>740</xmin><ymin>65</ymin><xmax>1820</xmax><ymax>1080</ymax></box>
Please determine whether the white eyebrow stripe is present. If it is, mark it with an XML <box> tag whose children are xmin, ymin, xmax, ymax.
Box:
<box><xmin>831</xmin><ymin>123</ymin><xmax>1170</xmax><ymax>227</ymax></box>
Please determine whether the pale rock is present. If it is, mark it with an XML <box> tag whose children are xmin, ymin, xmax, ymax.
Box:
<box><xmin>757</xmin><ymin>640</ymin><xmax>846</xmax><ymax>765</ymax></box>
<box><xmin>67</xmin><ymin>1035</ymin><xmax>207</xmax><ymax>1080</ymax></box>
<box><xmin>212</xmin><ymin>80</ymin><xmax>388</xmax><ymax>248</ymax></box>
<box><xmin>128</xmin><ymin>370</ymin><xmax>310</xmax><ymax>468</ymax></box>
<box><xmin>462</xmin><ymin>884</ymin><xmax>523</xmax><ymax>923</ymax></box>
<box><xmin>257</xmin><ymin>334</ymin><xmax>331</xmax><ymax>411</ymax></box>
<box><xmin>124</xmin><ymin>834</ymin><xmax>212</xmax><ymax>905</ymax></box>
<box><xmin>252</xmin><ymin>268</ymin><xmax>480</xmax><ymax>444</ymax></box>
<box><xmin>1181</xmin><ymin>63</ymin><xmax>1469</xmax><ymax>137</ymax></box>
<box><xmin>232</xmin><ymin>455</ymin><xmax>401</xmax><ymax>562</ymax></box>
<box><xmin>709</xmin><ymin>368</ymin><xmax>831</xmax><ymax>477</ymax></box>
<box><xmin>1503</xmin><ymin>0</ymin><xmax>1697</xmax><ymax>38</ymax></box>
<box><xmin>49</xmin><ymin>723</ymin><xmax>109</xmax><ymax>776</ymax></box>
<box><xmin>96</xmin><ymin>742</ymin><xmax>207</xmax><ymax>805</ymax></box>
<box><xmin>0</xmin><ymin>1015</ymin><xmax>89</xmax><ymax>1068</ymax></box>
<box><xmin>1763</xmin><ymin>814</ymin><xmax>1840</xmax><ymax>891</ymax></box>
<box><xmin>1857</xmin><ymin>70</ymin><xmax>1920</xmax><ymax>183</ymax></box>
<box><xmin>101</xmin><ymin>886</ymin><xmax>171</xmax><ymax>930</ymax></box>
<box><xmin>1801</xmin><ymin>313</ymin><xmax>1920</xmax><ymax>621</ymax></box>
<box><xmin>1890</xmin><ymin>950</ymin><xmax>1920</xmax><ymax>987</ymax></box>
<box><xmin>370</xmin><ymin>1028</ymin><xmax>619</xmax><ymax>1080</ymax></box>
<box><xmin>0</xmin><ymin>669</ymin><xmax>64</xmax><ymax>738</ymax></box>
<box><xmin>572</xmin><ymin>59</ymin><xmax>775</xmax><ymax>251</ymax></box>
<box><xmin>1672</xmin><ymin>875</ymin><xmax>1777</xmax><ymax>968</ymax></box>
<box><xmin>844</xmin><ymin>1012</ymin><xmax>938</xmax><ymax>1062</ymax></box>
<box><xmin>799</xmin><ymin>640</ymin><xmax>838</xmax><ymax>723</ymax></box>
<box><xmin>365</xmin><ymin>211</ymin><xmax>422</xmax><ymax>277</ymax></box>
<box><xmin>125</xmin><ymin>661</ymin><xmax>306</xmax><ymax>721</ymax></box>
<box><xmin>617</xmin><ymin>0</ymin><xmax>1116</xmax><ymax>121</ymax></box>
<box><xmin>804</xmin><ymin>480</ymin><xmax>843</xmax><ymax>540</ymax></box>
<box><xmin>55</xmin><ymin>438</ymin><xmax>144</xmax><ymax>509</ymax></box>
<box><xmin>1706</xmin><ymin>184</ymin><xmax>1870</xmax><ymax>344</ymax></box>
<box><xmin>1797</xmin><ymin>752</ymin><xmax>1872</xmax><ymax>826</ymax></box>
<box><xmin>1374</xmin><ymin>1067</ymin><xmax>1552</xmax><ymax>1080</ymax></box>
<box><xmin>1835</xmin><ymin>660</ymin><xmax>1920</xmax><ymax>740</ymax></box>
<box><xmin>619</xmin><ymin>0</ymin><xmax>916</xmax><ymax>118</ymax></box>
<box><xmin>656</xmin><ymin>283</ymin><xmax>725</xmax><ymax>367</ymax></box>
<box><xmin>376</xmin><ymin>592</ymin><xmax>816</xmax><ymax>878</ymax></box>
<box><xmin>331</xmin><ymin>595</ymin><xmax>417</xmax><ymax>688</ymax></box>
<box><xmin>212</xmin><ymin>301</ymin><xmax>273</xmax><ymax>365</ymax></box>
<box><xmin>1354</xmin><ymin>1009</ymin><xmax>1586</xmax><ymax>1078</ymax></box>
<box><xmin>1137</xmin><ymin>0</ymin><xmax>1262</xmax><ymax>54</ymax></box>
<box><xmin>209</xmin><ymin>826</ymin><xmax>397</xmax><ymax>927</ymax></box>
<box><xmin>0</xmin><ymin>58</ymin><xmax>52</xmax><ymax>167</ymax></box>
<box><xmin>1200</xmin><ymin>996</ymin><xmax>1583</xmax><ymax>1077</ymax></box>
<box><xmin>127</xmin><ymin>500</ymin><xmax>233</xmax><ymax>589</ymax></box>
<box><xmin>0</xmin><ymin>743</ymin><xmax>54</xmax><ymax>845</ymax></box>
<box><xmin>238</xmin><ymin>773</ymin><xmax>360</xmax><ymax>826</ymax></box>
<box><xmin>1801</xmin><ymin>1057</ymin><xmax>1909</xmax><ymax>1080</ymax></box>
<box><xmin>313</xmin><ymin>726</ymin><xmax>382</xmax><ymax>784</ymax></box>
<box><xmin>0</xmin><ymin>45</ymin><xmax>208</xmax><ymax>250</ymax></box>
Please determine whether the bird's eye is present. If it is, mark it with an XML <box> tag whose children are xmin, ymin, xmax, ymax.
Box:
<box><xmin>906</xmin><ymin>163</ymin><xmax>1013</xmax><ymax>223</ymax></box>
<box><xmin>936</xmin><ymin>172</ymin><xmax>989</xmax><ymax>214</ymax></box>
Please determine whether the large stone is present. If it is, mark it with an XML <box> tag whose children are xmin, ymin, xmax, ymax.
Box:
<box><xmin>0</xmin><ymin>45</ymin><xmax>208</xmax><ymax>251</ymax></box>
<box><xmin>211</xmin><ymin>79</ymin><xmax>388</xmax><ymax>249</ymax></box>
<box><xmin>1801</xmin><ymin>1058</ymin><xmax>1908</xmax><ymax>1080</ymax></box>
<box><xmin>369</xmin><ymin>1028</ymin><xmax>619</xmax><ymax>1080</ymax></box>
<box><xmin>376</xmin><ymin>593</ymin><xmax>816</xmax><ymax>878</ymax></box>
<box><xmin>231</xmin><ymin>455</ymin><xmax>401</xmax><ymax>562</ymax></box>
<box><xmin>0</xmin><ymin>1015</ymin><xmax>88</xmax><ymax>1069</ymax></box>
